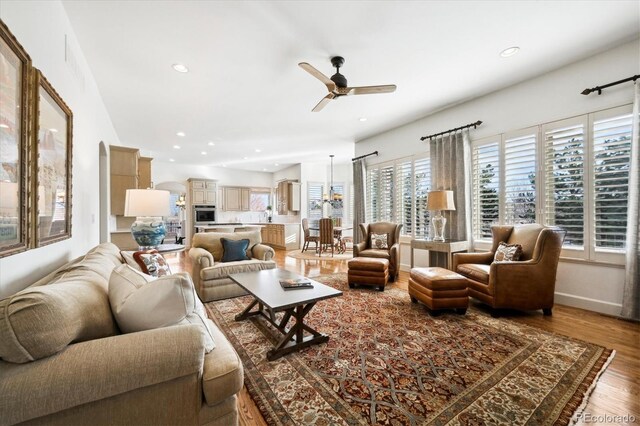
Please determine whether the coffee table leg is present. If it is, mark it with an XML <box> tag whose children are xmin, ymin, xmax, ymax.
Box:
<box><xmin>266</xmin><ymin>302</ymin><xmax>329</xmax><ymax>361</ymax></box>
<box><xmin>235</xmin><ymin>298</ymin><xmax>260</xmax><ymax>321</ymax></box>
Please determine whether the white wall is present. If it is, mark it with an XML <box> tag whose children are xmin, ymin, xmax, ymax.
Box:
<box><xmin>356</xmin><ymin>39</ymin><xmax>639</xmax><ymax>316</ymax></box>
<box><xmin>0</xmin><ymin>1</ymin><xmax>121</xmax><ymax>298</ymax></box>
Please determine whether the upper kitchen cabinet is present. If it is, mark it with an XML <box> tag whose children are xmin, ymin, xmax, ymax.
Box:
<box><xmin>110</xmin><ymin>146</ymin><xmax>139</xmax><ymax>215</ymax></box>
<box><xmin>138</xmin><ymin>157</ymin><xmax>153</xmax><ymax>189</ymax></box>
<box><xmin>189</xmin><ymin>179</ymin><xmax>217</xmax><ymax>205</ymax></box>
<box><xmin>221</xmin><ymin>187</ymin><xmax>251</xmax><ymax>211</ymax></box>
<box><xmin>277</xmin><ymin>181</ymin><xmax>300</xmax><ymax>215</ymax></box>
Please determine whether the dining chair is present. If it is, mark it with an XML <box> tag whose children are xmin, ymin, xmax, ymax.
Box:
<box><xmin>301</xmin><ymin>218</ymin><xmax>319</xmax><ymax>253</ymax></box>
<box><xmin>318</xmin><ymin>218</ymin><xmax>334</xmax><ymax>257</ymax></box>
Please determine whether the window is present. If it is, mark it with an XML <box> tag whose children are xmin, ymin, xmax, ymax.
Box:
<box><xmin>592</xmin><ymin>108</ymin><xmax>633</xmax><ymax>252</ymax></box>
<box><xmin>249</xmin><ymin>190</ymin><xmax>270</xmax><ymax>212</ymax></box>
<box><xmin>472</xmin><ymin>141</ymin><xmax>500</xmax><ymax>240</ymax></box>
<box><xmin>330</xmin><ymin>182</ymin><xmax>345</xmax><ymax>220</ymax></box>
<box><xmin>470</xmin><ymin>104</ymin><xmax>632</xmax><ymax>264</ymax></box>
<box><xmin>307</xmin><ymin>182</ymin><xmax>324</xmax><ymax>228</ymax></box>
<box><xmin>413</xmin><ymin>157</ymin><xmax>431</xmax><ymax>239</ymax></box>
<box><xmin>365</xmin><ymin>155</ymin><xmax>430</xmax><ymax>237</ymax></box>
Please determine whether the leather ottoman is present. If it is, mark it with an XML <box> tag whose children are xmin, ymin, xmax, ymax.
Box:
<box><xmin>409</xmin><ymin>267</ymin><xmax>468</xmax><ymax>315</ymax></box>
<box><xmin>348</xmin><ymin>257</ymin><xmax>390</xmax><ymax>291</ymax></box>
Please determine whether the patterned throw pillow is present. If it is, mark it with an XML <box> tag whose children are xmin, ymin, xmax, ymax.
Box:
<box><xmin>493</xmin><ymin>242</ymin><xmax>523</xmax><ymax>262</ymax></box>
<box><xmin>132</xmin><ymin>250</ymin><xmax>172</xmax><ymax>277</ymax></box>
<box><xmin>370</xmin><ymin>233</ymin><xmax>389</xmax><ymax>249</ymax></box>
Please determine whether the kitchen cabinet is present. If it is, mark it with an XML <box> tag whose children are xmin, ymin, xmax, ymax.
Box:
<box><xmin>241</xmin><ymin>188</ymin><xmax>250</xmax><ymax>211</ymax></box>
<box><xmin>109</xmin><ymin>146</ymin><xmax>139</xmax><ymax>215</ymax></box>
<box><xmin>277</xmin><ymin>181</ymin><xmax>300</xmax><ymax>215</ymax></box>
<box><xmin>138</xmin><ymin>157</ymin><xmax>153</xmax><ymax>189</ymax></box>
<box><xmin>288</xmin><ymin>182</ymin><xmax>301</xmax><ymax>211</ymax></box>
<box><xmin>222</xmin><ymin>187</ymin><xmax>251</xmax><ymax>211</ymax></box>
<box><xmin>260</xmin><ymin>223</ymin><xmax>300</xmax><ymax>250</ymax></box>
<box><xmin>189</xmin><ymin>179</ymin><xmax>216</xmax><ymax>205</ymax></box>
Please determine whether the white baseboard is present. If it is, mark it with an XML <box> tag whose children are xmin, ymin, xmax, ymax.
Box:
<box><xmin>554</xmin><ymin>292</ymin><xmax>622</xmax><ymax>317</ymax></box>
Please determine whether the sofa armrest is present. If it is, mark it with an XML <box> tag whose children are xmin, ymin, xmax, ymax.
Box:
<box><xmin>252</xmin><ymin>243</ymin><xmax>275</xmax><ymax>261</ymax></box>
<box><xmin>0</xmin><ymin>325</ymin><xmax>206</xmax><ymax>425</ymax></box>
<box><xmin>354</xmin><ymin>241</ymin><xmax>367</xmax><ymax>257</ymax></box>
<box><xmin>452</xmin><ymin>252</ymin><xmax>494</xmax><ymax>272</ymax></box>
<box><xmin>190</xmin><ymin>247</ymin><xmax>214</xmax><ymax>268</ymax></box>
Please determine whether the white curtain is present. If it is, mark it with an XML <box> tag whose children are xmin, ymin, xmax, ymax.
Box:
<box><xmin>430</xmin><ymin>130</ymin><xmax>472</xmax><ymax>240</ymax></box>
<box><xmin>352</xmin><ymin>159</ymin><xmax>366</xmax><ymax>244</ymax></box>
<box><xmin>621</xmin><ymin>83</ymin><xmax>640</xmax><ymax>320</ymax></box>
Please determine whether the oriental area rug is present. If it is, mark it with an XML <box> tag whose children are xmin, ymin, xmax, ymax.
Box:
<box><xmin>205</xmin><ymin>274</ymin><xmax>613</xmax><ymax>426</ymax></box>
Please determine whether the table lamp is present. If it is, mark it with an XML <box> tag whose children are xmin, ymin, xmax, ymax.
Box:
<box><xmin>427</xmin><ymin>190</ymin><xmax>456</xmax><ymax>242</ymax></box>
<box><xmin>124</xmin><ymin>189</ymin><xmax>170</xmax><ymax>249</ymax></box>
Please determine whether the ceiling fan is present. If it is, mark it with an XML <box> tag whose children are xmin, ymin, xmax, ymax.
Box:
<box><xmin>298</xmin><ymin>56</ymin><xmax>397</xmax><ymax>112</ymax></box>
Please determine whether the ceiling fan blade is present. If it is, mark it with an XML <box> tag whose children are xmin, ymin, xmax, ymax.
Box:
<box><xmin>312</xmin><ymin>93</ymin><xmax>335</xmax><ymax>112</ymax></box>
<box><xmin>299</xmin><ymin>62</ymin><xmax>337</xmax><ymax>92</ymax></box>
<box><xmin>348</xmin><ymin>85</ymin><xmax>397</xmax><ymax>95</ymax></box>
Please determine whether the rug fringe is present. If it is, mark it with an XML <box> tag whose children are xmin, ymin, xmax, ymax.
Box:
<box><xmin>569</xmin><ymin>349</ymin><xmax>616</xmax><ymax>425</ymax></box>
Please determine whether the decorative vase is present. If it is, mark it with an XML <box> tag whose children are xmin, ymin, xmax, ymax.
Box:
<box><xmin>431</xmin><ymin>211</ymin><xmax>446</xmax><ymax>242</ymax></box>
<box><xmin>131</xmin><ymin>217</ymin><xmax>166</xmax><ymax>249</ymax></box>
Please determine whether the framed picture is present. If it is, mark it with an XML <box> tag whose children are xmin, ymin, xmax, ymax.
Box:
<box><xmin>32</xmin><ymin>69</ymin><xmax>73</xmax><ymax>247</ymax></box>
<box><xmin>0</xmin><ymin>20</ymin><xmax>31</xmax><ymax>257</ymax></box>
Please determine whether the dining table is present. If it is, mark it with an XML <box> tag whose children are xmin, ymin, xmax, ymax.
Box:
<box><xmin>309</xmin><ymin>226</ymin><xmax>353</xmax><ymax>254</ymax></box>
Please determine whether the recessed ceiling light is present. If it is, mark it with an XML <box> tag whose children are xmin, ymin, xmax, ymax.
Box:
<box><xmin>222</xmin><ymin>164</ymin><xmax>227</xmax><ymax>167</ymax></box>
<box><xmin>172</xmin><ymin>63</ymin><xmax>189</xmax><ymax>73</ymax></box>
<box><xmin>169</xmin><ymin>158</ymin><xmax>175</xmax><ymax>162</ymax></box>
<box><xmin>262</xmin><ymin>168</ymin><xmax>267</xmax><ymax>171</ymax></box>
<box><xmin>0</xmin><ymin>124</ymin><xmax>9</xmax><ymax>129</ymax></box>
<box><xmin>208</xmin><ymin>141</ymin><xmax>215</xmax><ymax>146</ymax></box>
<box><xmin>359</xmin><ymin>117</ymin><xmax>367</xmax><ymax>122</ymax></box>
<box><xmin>176</xmin><ymin>131</ymin><xmax>186</xmax><ymax>137</ymax></box>
<box><xmin>201</xmin><ymin>151</ymin><xmax>207</xmax><ymax>155</ymax></box>
<box><xmin>173</xmin><ymin>145</ymin><xmax>181</xmax><ymax>149</ymax></box>
<box><xmin>274</xmin><ymin>163</ymin><xmax>279</xmax><ymax>166</ymax></box>
<box><xmin>500</xmin><ymin>46</ymin><xmax>520</xmax><ymax>58</ymax></box>
<box><xmin>49</xmin><ymin>128</ymin><xmax>58</xmax><ymax>133</ymax></box>
<box><xmin>243</xmin><ymin>156</ymin><xmax>249</xmax><ymax>160</ymax></box>
<box><xmin>255</xmin><ymin>149</ymin><xmax>262</xmax><ymax>153</ymax></box>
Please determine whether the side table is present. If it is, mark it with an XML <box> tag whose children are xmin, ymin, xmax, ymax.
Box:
<box><xmin>410</xmin><ymin>239</ymin><xmax>469</xmax><ymax>271</ymax></box>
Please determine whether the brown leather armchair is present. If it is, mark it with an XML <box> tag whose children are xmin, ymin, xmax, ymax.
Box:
<box><xmin>452</xmin><ymin>224</ymin><xmax>566</xmax><ymax>316</ymax></box>
<box><xmin>354</xmin><ymin>222</ymin><xmax>402</xmax><ymax>281</ymax></box>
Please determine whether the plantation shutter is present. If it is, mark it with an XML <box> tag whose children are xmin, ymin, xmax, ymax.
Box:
<box><xmin>307</xmin><ymin>183</ymin><xmax>324</xmax><ymax>228</ymax></box>
<box><xmin>504</xmin><ymin>133</ymin><xmax>537</xmax><ymax>224</ymax></box>
<box><xmin>331</xmin><ymin>183</ymin><xmax>345</xmax><ymax>219</ymax></box>
<box><xmin>414</xmin><ymin>157</ymin><xmax>431</xmax><ymax>239</ymax></box>
<box><xmin>379</xmin><ymin>165</ymin><xmax>394</xmax><ymax>222</ymax></box>
<box><xmin>395</xmin><ymin>160</ymin><xmax>413</xmax><ymax>235</ymax></box>
<box><xmin>592</xmin><ymin>112</ymin><xmax>633</xmax><ymax>250</ymax></box>
<box><xmin>472</xmin><ymin>142</ymin><xmax>500</xmax><ymax>240</ymax></box>
<box><xmin>543</xmin><ymin>119</ymin><xmax>586</xmax><ymax>248</ymax></box>
<box><xmin>366</xmin><ymin>168</ymin><xmax>379</xmax><ymax>222</ymax></box>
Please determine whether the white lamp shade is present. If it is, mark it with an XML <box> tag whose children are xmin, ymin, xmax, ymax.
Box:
<box><xmin>124</xmin><ymin>189</ymin><xmax>170</xmax><ymax>217</ymax></box>
<box><xmin>427</xmin><ymin>190</ymin><xmax>456</xmax><ymax>211</ymax></box>
<box><xmin>0</xmin><ymin>181</ymin><xmax>19</xmax><ymax>215</ymax></box>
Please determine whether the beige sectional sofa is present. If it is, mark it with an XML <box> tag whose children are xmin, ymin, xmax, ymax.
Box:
<box><xmin>189</xmin><ymin>230</ymin><xmax>276</xmax><ymax>302</ymax></box>
<box><xmin>0</xmin><ymin>243</ymin><xmax>243</xmax><ymax>426</ymax></box>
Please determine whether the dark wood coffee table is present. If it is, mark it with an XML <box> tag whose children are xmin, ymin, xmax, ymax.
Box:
<box><xmin>229</xmin><ymin>269</ymin><xmax>342</xmax><ymax>361</ymax></box>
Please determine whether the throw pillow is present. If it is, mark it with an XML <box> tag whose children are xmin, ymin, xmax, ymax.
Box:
<box><xmin>109</xmin><ymin>264</ymin><xmax>216</xmax><ymax>352</ymax></box>
<box><xmin>494</xmin><ymin>242</ymin><xmax>524</xmax><ymax>262</ymax></box>
<box><xmin>221</xmin><ymin>238</ymin><xmax>251</xmax><ymax>262</ymax></box>
<box><xmin>370</xmin><ymin>233</ymin><xmax>389</xmax><ymax>249</ymax></box>
<box><xmin>132</xmin><ymin>249</ymin><xmax>172</xmax><ymax>277</ymax></box>
<box><xmin>120</xmin><ymin>250</ymin><xmax>143</xmax><ymax>272</ymax></box>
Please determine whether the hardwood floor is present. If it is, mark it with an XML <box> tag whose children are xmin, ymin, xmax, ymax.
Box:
<box><xmin>168</xmin><ymin>249</ymin><xmax>640</xmax><ymax>425</ymax></box>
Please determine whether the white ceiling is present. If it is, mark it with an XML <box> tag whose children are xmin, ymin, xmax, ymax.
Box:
<box><xmin>62</xmin><ymin>1</ymin><xmax>639</xmax><ymax>172</ymax></box>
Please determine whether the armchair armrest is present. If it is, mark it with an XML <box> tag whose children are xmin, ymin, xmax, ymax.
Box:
<box><xmin>452</xmin><ymin>251</ymin><xmax>494</xmax><ymax>272</ymax></box>
<box><xmin>189</xmin><ymin>247</ymin><xmax>214</xmax><ymax>268</ymax></box>
<box><xmin>354</xmin><ymin>241</ymin><xmax>367</xmax><ymax>257</ymax></box>
<box><xmin>0</xmin><ymin>325</ymin><xmax>206</xmax><ymax>425</ymax></box>
<box><xmin>489</xmin><ymin>259</ymin><xmax>555</xmax><ymax>307</ymax></box>
<box><xmin>252</xmin><ymin>243</ymin><xmax>275</xmax><ymax>261</ymax></box>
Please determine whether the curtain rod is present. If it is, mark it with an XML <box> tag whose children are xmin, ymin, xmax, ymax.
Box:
<box><xmin>420</xmin><ymin>120</ymin><xmax>482</xmax><ymax>141</ymax></box>
<box><xmin>581</xmin><ymin>74</ymin><xmax>639</xmax><ymax>95</ymax></box>
<box><xmin>352</xmin><ymin>151</ymin><xmax>378</xmax><ymax>162</ymax></box>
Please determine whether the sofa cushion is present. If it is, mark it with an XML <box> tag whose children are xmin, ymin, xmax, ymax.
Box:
<box><xmin>358</xmin><ymin>248</ymin><xmax>391</xmax><ymax>259</ymax></box>
<box><xmin>201</xmin><ymin>259</ymin><xmax>276</xmax><ymax>281</ymax></box>
<box><xmin>0</xmin><ymin>243</ymin><xmax>122</xmax><ymax>364</ymax></box>
<box><xmin>202</xmin><ymin>325</ymin><xmax>244</xmax><ymax>406</ymax></box>
<box><xmin>221</xmin><ymin>238</ymin><xmax>250</xmax><ymax>263</ymax></box>
<box><xmin>109</xmin><ymin>265</ymin><xmax>216</xmax><ymax>352</ymax></box>
<box><xmin>457</xmin><ymin>263</ymin><xmax>491</xmax><ymax>284</ymax></box>
<box><xmin>192</xmin><ymin>231</ymin><xmax>262</xmax><ymax>262</ymax></box>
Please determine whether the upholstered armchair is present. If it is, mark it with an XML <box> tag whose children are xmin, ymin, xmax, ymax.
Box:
<box><xmin>452</xmin><ymin>224</ymin><xmax>566</xmax><ymax>316</ymax></box>
<box><xmin>354</xmin><ymin>222</ymin><xmax>403</xmax><ymax>281</ymax></box>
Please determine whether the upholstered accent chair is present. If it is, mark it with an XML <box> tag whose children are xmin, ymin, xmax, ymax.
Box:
<box><xmin>452</xmin><ymin>224</ymin><xmax>566</xmax><ymax>316</ymax></box>
<box><xmin>301</xmin><ymin>218</ymin><xmax>319</xmax><ymax>253</ymax></box>
<box><xmin>354</xmin><ymin>222</ymin><xmax>403</xmax><ymax>281</ymax></box>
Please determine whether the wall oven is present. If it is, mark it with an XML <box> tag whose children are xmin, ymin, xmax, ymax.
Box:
<box><xmin>194</xmin><ymin>205</ymin><xmax>216</xmax><ymax>225</ymax></box>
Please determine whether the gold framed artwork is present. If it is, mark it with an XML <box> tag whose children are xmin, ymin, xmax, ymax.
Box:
<box><xmin>32</xmin><ymin>70</ymin><xmax>73</xmax><ymax>247</ymax></box>
<box><xmin>0</xmin><ymin>20</ymin><xmax>31</xmax><ymax>258</ymax></box>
